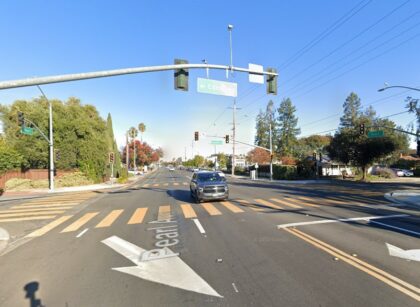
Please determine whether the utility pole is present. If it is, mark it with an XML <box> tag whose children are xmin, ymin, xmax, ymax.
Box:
<box><xmin>228</xmin><ymin>24</ymin><xmax>236</xmax><ymax>176</ymax></box>
<box><xmin>269</xmin><ymin>121</ymin><xmax>273</xmax><ymax>181</ymax></box>
<box><xmin>37</xmin><ymin>86</ymin><xmax>54</xmax><ymax>192</ymax></box>
<box><xmin>184</xmin><ymin>146</ymin><xmax>187</xmax><ymax>162</ymax></box>
<box><xmin>126</xmin><ymin>131</ymin><xmax>129</xmax><ymax>169</ymax></box>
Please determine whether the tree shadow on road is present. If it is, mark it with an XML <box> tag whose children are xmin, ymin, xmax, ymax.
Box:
<box><xmin>24</xmin><ymin>281</ymin><xmax>44</xmax><ymax>307</ymax></box>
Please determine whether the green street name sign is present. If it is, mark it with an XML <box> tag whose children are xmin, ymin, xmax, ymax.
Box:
<box><xmin>197</xmin><ymin>77</ymin><xmax>237</xmax><ymax>97</ymax></box>
<box><xmin>210</xmin><ymin>140</ymin><xmax>223</xmax><ymax>145</ymax></box>
<box><xmin>367</xmin><ymin>130</ymin><xmax>384</xmax><ymax>138</ymax></box>
<box><xmin>21</xmin><ymin>127</ymin><xmax>34</xmax><ymax>135</ymax></box>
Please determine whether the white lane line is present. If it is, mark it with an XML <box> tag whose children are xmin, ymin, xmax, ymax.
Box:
<box><xmin>232</xmin><ymin>283</ymin><xmax>239</xmax><ymax>293</ymax></box>
<box><xmin>193</xmin><ymin>218</ymin><xmax>206</xmax><ymax>234</ymax></box>
<box><xmin>370</xmin><ymin>220</ymin><xmax>420</xmax><ymax>236</ymax></box>
<box><xmin>76</xmin><ymin>228</ymin><xmax>89</xmax><ymax>238</ymax></box>
<box><xmin>277</xmin><ymin>214</ymin><xmax>409</xmax><ymax>229</ymax></box>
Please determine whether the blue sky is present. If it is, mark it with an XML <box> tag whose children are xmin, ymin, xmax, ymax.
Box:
<box><xmin>0</xmin><ymin>0</ymin><xmax>419</xmax><ymax>159</ymax></box>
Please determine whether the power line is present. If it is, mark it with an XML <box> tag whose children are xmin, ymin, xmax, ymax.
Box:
<box><xmin>282</xmin><ymin>0</ymin><xmax>411</xmax><ymax>87</ymax></box>
<box><xmin>295</xmin><ymin>31</ymin><xmax>420</xmax><ymax>99</ymax></box>
<box><xmin>285</xmin><ymin>11</ymin><xmax>420</xmax><ymax>96</ymax></box>
<box><xmin>279</xmin><ymin>0</ymin><xmax>372</xmax><ymax>70</ymax></box>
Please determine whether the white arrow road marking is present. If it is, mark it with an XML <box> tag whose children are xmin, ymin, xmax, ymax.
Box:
<box><xmin>102</xmin><ymin>236</ymin><xmax>222</xmax><ymax>298</ymax></box>
<box><xmin>386</xmin><ymin>243</ymin><xmax>420</xmax><ymax>262</ymax></box>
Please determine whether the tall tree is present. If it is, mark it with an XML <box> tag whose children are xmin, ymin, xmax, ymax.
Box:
<box><xmin>138</xmin><ymin>123</ymin><xmax>146</xmax><ymax>142</ymax></box>
<box><xmin>340</xmin><ymin>92</ymin><xmax>361</xmax><ymax>128</ymax></box>
<box><xmin>106</xmin><ymin>113</ymin><xmax>122</xmax><ymax>177</ymax></box>
<box><xmin>276</xmin><ymin>98</ymin><xmax>300</xmax><ymax>156</ymax></box>
<box><xmin>254</xmin><ymin>101</ymin><xmax>277</xmax><ymax>150</ymax></box>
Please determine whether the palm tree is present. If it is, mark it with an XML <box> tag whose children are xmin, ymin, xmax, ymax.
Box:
<box><xmin>138</xmin><ymin>123</ymin><xmax>146</xmax><ymax>142</ymax></box>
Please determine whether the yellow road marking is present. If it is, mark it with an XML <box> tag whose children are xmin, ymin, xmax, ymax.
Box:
<box><xmin>164</xmin><ymin>183</ymin><xmax>169</xmax><ymax>186</ymax></box>
<box><xmin>254</xmin><ymin>199</ymin><xmax>283</xmax><ymax>210</ymax></box>
<box><xmin>270</xmin><ymin>198</ymin><xmax>301</xmax><ymax>208</ymax></box>
<box><xmin>285</xmin><ymin>228</ymin><xmax>420</xmax><ymax>302</ymax></box>
<box><xmin>153</xmin><ymin>183</ymin><xmax>160</xmax><ymax>187</ymax></box>
<box><xmin>220</xmin><ymin>201</ymin><xmax>244</xmax><ymax>213</ymax></box>
<box><xmin>235</xmin><ymin>199</ymin><xmax>264</xmax><ymax>211</ymax></box>
<box><xmin>12</xmin><ymin>203</ymin><xmax>79</xmax><ymax>209</ymax></box>
<box><xmin>0</xmin><ymin>206</ymin><xmax>73</xmax><ymax>214</ymax></box>
<box><xmin>61</xmin><ymin>212</ymin><xmax>99</xmax><ymax>233</ymax></box>
<box><xmin>158</xmin><ymin>205</ymin><xmax>171</xmax><ymax>221</ymax></box>
<box><xmin>20</xmin><ymin>200</ymin><xmax>80</xmax><ymax>205</ymax></box>
<box><xmin>173</xmin><ymin>182</ymin><xmax>179</xmax><ymax>186</ymax></box>
<box><xmin>182</xmin><ymin>182</ymin><xmax>188</xmax><ymax>186</ymax></box>
<box><xmin>201</xmin><ymin>203</ymin><xmax>222</xmax><ymax>216</ymax></box>
<box><xmin>293</xmin><ymin>196</ymin><xmax>320</xmax><ymax>208</ymax></box>
<box><xmin>0</xmin><ymin>216</ymin><xmax>56</xmax><ymax>222</ymax></box>
<box><xmin>128</xmin><ymin>208</ymin><xmax>148</xmax><ymax>224</ymax></box>
<box><xmin>143</xmin><ymin>184</ymin><xmax>150</xmax><ymax>187</ymax></box>
<box><xmin>95</xmin><ymin>210</ymin><xmax>124</xmax><ymax>228</ymax></box>
<box><xmin>26</xmin><ymin>215</ymin><xmax>73</xmax><ymax>237</ymax></box>
<box><xmin>0</xmin><ymin>210</ymin><xmax>66</xmax><ymax>218</ymax></box>
<box><xmin>180</xmin><ymin>204</ymin><xmax>197</xmax><ymax>218</ymax></box>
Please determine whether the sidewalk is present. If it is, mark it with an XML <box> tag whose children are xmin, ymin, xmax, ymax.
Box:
<box><xmin>0</xmin><ymin>171</ymin><xmax>152</xmax><ymax>202</ymax></box>
<box><xmin>385</xmin><ymin>190</ymin><xmax>420</xmax><ymax>208</ymax></box>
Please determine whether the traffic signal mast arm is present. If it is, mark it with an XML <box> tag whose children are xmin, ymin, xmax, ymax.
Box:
<box><xmin>205</xmin><ymin>134</ymin><xmax>271</xmax><ymax>152</ymax></box>
<box><xmin>365</xmin><ymin>124</ymin><xmax>419</xmax><ymax>137</ymax></box>
<box><xmin>0</xmin><ymin>63</ymin><xmax>278</xmax><ymax>90</ymax></box>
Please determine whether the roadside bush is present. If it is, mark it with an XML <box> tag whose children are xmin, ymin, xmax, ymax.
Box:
<box><xmin>56</xmin><ymin>172</ymin><xmax>93</xmax><ymax>187</ymax></box>
<box><xmin>273</xmin><ymin>165</ymin><xmax>298</xmax><ymax>180</ymax></box>
<box><xmin>414</xmin><ymin>167</ymin><xmax>420</xmax><ymax>177</ymax></box>
<box><xmin>296</xmin><ymin>160</ymin><xmax>316</xmax><ymax>179</ymax></box>
<box><xmin>375</xmin><ymin>168</ymin><xmax>395</xmax><ymax>179</ymax></box>
<box><xmin>117</xmin><ymin>167</ymin><xmax>129</xmax><ymax>184</ymax></box>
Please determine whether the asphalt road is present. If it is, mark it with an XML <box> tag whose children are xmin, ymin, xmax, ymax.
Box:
<box><xmin>0</xmin><ymin>168</ymin><xmax>419</xmax><ymax>306</ymax></box>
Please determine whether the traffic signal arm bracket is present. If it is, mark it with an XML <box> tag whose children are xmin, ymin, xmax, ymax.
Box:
<box><xmin>20</xmin><ymin>116</ymin><xmax>50</xmax><ymax>144</ymax></box>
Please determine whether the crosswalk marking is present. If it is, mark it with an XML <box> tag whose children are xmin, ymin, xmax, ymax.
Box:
<box><xmin>235</xmin><ymin>199</ymin><xmax>263</xmax><ymax>211</ymax></box>
<box><xmin>95</xmin><ymin>210</ymin><xmax>124</xmax><ymax>228</ymax></box>
<box><xmin>158</xmin><ymin>205</ymin><xmax>171</xmax><ymax>221</ymax></box>
<box><xmin>201</xmin><ymin>203</ymin><xmax>222</xmax><ymax>216</ymax></box>
<box><xmin>182</xmin><ymin>182</ymin><xmax>188</xmax><ymax>186</ymax></box>
<box><xmin>0</xmin><ymin>206</ymin><xmax>74</xmax><ymax>214</ymax></box>
<box><xmin>128</xmin><ymin>208</ymin><xmax>148</xmax><ymax>224</ymax></box>
<box><xmin>153</xmin><ymin>183</ymin><xmax>160</xmax><ymax>187</ymax></box>
<box><xmin>143</xmin><ymin>183</ymin><xmax>150</xmax><ymax>187</ymax></box>
<box><xmin>180</xmin><ymin>204</ymin><xmax>197</xmax><ymax>218</ymax></box>
<box><xmin>0</xmin><ymin>210</ymin><xmax>66</xmax><ymax>218</ymax></box>
<box><xmin>220</xmin><ymin>201</ymin><xmax>244</xmax><ymax>213</ymax></box>
<box><xmin>293</xmin><ymin>196</ymin><xmax>320</xmax><ymax>208</ymax></box>
<box><xmin>0</xmin><ymin>216</ymin><xmax>57</xmax><ymax>223</ymax></box>
<box><xmin>26</xmin><ymin>215</ymin><xmax>74</xmax><ymax>238</ymax></box>
<box><xmin>12</xmin><ymin>203</ymin><xmax>79</xmax><ymax>209</ymax></box>
<box><xmin>173</xmin><ymin>182</ymin><xmax>179</xmax><ymax>186</ymax></box>
<box><xmin>270</xmin><ymin>198</ymin><xmax>302</xmax><ymax>209</ymax></box>
<box><xmin>254</xmin><ymin>199</ymin><xmax>283</xmax><ymax>210</ymax></box>
<box><xmin>61</xmin><ymin>212</ymin><xmax>99</xmax><ymax>233</ymax></box>
<box><xmin>164</xmin><ymin>183</ymin><xmax>169</xmax><ymax>186</ymax></box>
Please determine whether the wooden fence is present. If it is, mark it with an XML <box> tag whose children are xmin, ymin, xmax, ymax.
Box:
<box><xmin>0</xmin><ymin>169</ymin><xmax>73</xmax><ymax>190</ymax></box>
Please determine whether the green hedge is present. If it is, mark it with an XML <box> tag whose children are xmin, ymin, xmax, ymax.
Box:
<box><xmin>273</xmin><ymin>165</ymin><xmax>298</xmax><ymax>180</ymax></box>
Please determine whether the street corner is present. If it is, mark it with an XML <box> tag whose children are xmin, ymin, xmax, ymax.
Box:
<box><xmin>0</xmin><ymin>227</ymin><xmax>10</xmax><ymax>254</ymax></box>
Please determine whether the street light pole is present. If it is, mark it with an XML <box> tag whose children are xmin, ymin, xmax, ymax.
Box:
<box><xmin>269</xmin><ymin>122</ymin><xmax>273</xmax><ymax>181</ymax></box>
<box><xmin>228</xmin><ymin>24</ymin><xmax>236</xmax><ymax>176</ymax></box>
<box><xmin>378</xmin><ymin>85</ymin><xmax>420</xmax><ymax>92</ymax></box>
<box><xmin>37</xmin><ymin>86</ymin><xmax>54</xmax><ymax>192</ymax></box>
<box><xmin>126</xmin><ymin>131</ymin><xmax>129</xmax><ymax>168</ymax></box>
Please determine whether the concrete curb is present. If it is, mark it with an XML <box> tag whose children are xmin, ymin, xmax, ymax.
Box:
<box><xmin>384</xmin><ymin>190</ymin><xmax>420</xmax><ymax>208</ymax></box>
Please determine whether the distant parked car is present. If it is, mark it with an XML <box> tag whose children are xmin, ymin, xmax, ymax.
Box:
<box><xmin>397</xmin><ymin>169</ymin><xmax>414</xmax><ymax>177</ymax></box>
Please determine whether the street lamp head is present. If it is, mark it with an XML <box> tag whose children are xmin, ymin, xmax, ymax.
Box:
<box><xmin>378</xmin><ymin>88</ymin><xmax>385</xmax><ymax>92</ymax></box>
<box><xmin>227</xmin><ymin>24</ymin><xmax>234</xmax><ymax>31</ymax></box>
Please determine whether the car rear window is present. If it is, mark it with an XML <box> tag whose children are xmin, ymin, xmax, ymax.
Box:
<box><xmin>197</xmin><ymin>173</ymin><xmax>226</xmax><ymax>182</ymax></box>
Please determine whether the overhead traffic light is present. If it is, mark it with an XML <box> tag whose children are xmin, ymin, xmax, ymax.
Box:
<box><xmin>266</xmin><ymin>68</ymin><xmax>277</xmax><ymax>95</ymax></box>
<box><xmin>109</xmin><ymin>152</ymin><xmax>115</xmax><ymax>164</ymax></box>
<box><xmin>18</xmin><ymin>112</ymin><xmax>25</xmax><ymax>127</ymax></box>
<box><xmin>194</xmin><ymin>131</ymin><xmax>199</xmax><ymax>141</ymax></box>
<box><xmin>359</xmin><ymin>123</ymin><xmax>365</xmax><ymax>135</ymax></box>
<box><xmin>225</xmin><ymin>135</ymin><xmax>230</xmax><ymax>143</ymax></box>
<box><xmin>174</xmin><ymin>59</ymin><xmax>189</xmax><ymax>91</ymax></box>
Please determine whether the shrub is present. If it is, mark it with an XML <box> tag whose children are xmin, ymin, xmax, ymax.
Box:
<box><xmin>56</xmin><ymin>172</ymin><xmax>93</xmax><ymax>187</ymax></box>
<box><xmin>375</xmin><ymin>168</ymin><xmax>395</xmax><ymax>179</ymax></box>
<box><xmin>273</xmin><ymin>165</ymin><xmax>298</xmax><ymax>180</ymax></box>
